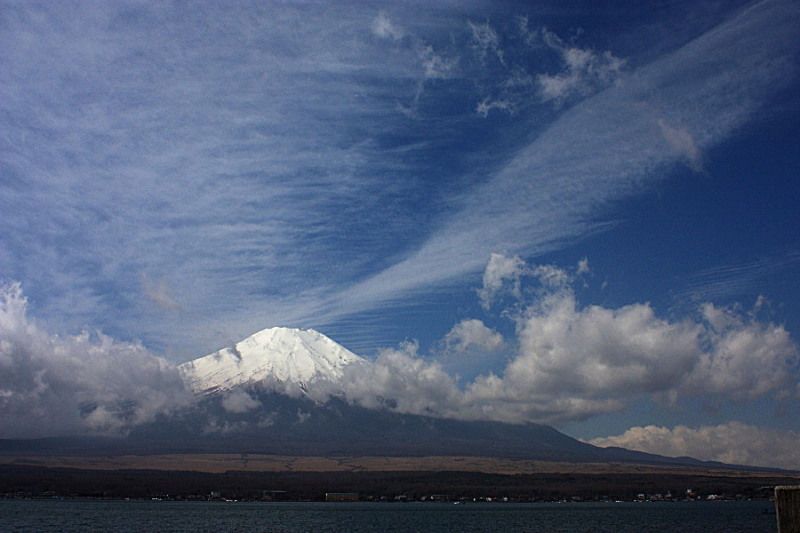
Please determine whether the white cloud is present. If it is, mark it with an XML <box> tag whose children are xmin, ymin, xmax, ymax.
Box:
<box><xmin>1</xmin><ymin>1</ymin><xmax>447</xmax><ymax>355</ymax></box>
<box><xmin>476</xmin><ymin>97</ymin><xmax>513</xmax><ymax>117</ymax></box>
<box><xmin>3</xmin><ymin>251</ymin><xmax>798</xmax><ymax>447</ymax></box>
<box><xmin>468</xmin><ymin>21</ymin><xmax>504</xmax><ymax>65</ymax></box>
<box><xmin>417</xmin><ymin>44</ymin><xmax>458</xmax><ymax>80</ymax></box>
<box><xmin>674</xmin><ymin>252</ymin><xmax>800</xmax><ymax>304</ymax></box>
<box><xmin>372</xmin><ymin>11</ymin><xmax>404</xmax><ymax>40</ymax></box>
<box><xmin>334</xmin><ymin>341</ymin><xmax>462</xmax><ymax>418</ymax></box>
<box><xmin>0</xmin><ymin>283</ymin><xmax>192</xmax><ymax>438</ymax></box>
<box><xmin>319</xmin><ymin>257</ymin><xmax>798</xmax><ymax>426</ymax></box>
<box><xmin>530</xmin><ymin>263</ymin><xmax>572</xmax><ymax>289</ymax></box>
<box><xmin>686</xmin><ymin>302</ymin><xmax>798</xmax><ymax>399</ymax></box>
<box><xmin>203</xmin><ymin>417</ymin><xmax>252</xmax><ymax>435</ymax></box>
<box><xmin>577</xmin><ymin>257</ymin><xmax>590</xmax><ymax>275</ymax></box>
<box><xmin>464</xmin><ymin>259</ymin><xmax>797</xmax><ymax>424</ymax></box>
<box><xmin>221</xmin><ymin>389</ymin><xmax>261</xmax><ymax>413</ymax></box>
<box><xmin>1</xmin><ymin>0</ymin><xmax>798</xmax><ymax>362</ymax></box>
<box><xmin>296</xmin><ymin>409</ymin><xmax>311</xmax><ymax>424</ymax></box>
<box><xmin>443</xmin><ymin>319</ymin><xmax>504</xmax><ymax>354</ymax></box>
<box><xmin>657</xmin><ymin>118</ymin><xmax>704</xmax><ymax>172</ymax></box>
<box><xmin>316</xmin><ymin>0</ymin><xmax>800</xmax><ymax>344</ymax></box>
<box><xmin>589</xmin><ymin>422</ymin><xmax>800</xmax><ymax>470</ymax></box>
<box><xmin>464</xmin><ymin>285</ymin><xmax>703</xmax><ymax>423</ymax></box>
<box><xmin>140</xmin><ymin>273</ymin><xmax>182</xmax><ymax>312</ymax></box>
<box><xmin>477</xmin><ymin>253</ymin><xmax>527</xmax><ymax>309</ymax></box>
<box><xmin>537</xmin><ymin>29</ymin><xmax>625</xmax><ymax>105</ymax></box>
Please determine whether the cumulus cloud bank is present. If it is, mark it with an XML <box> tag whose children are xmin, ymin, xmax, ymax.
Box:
<box><xmin>0</xmin><ymin>283</ymin><xmax>191</xmax><ymax>438</ymax></box>
<box><xmin>3</xmin><ymin>262</ymin><xmax>798</xmax><ymax>460</ymax></box>
<box><xmin>325</xmin><ymin>256</ymin><xmax>799</xmax><ymax>425</ymax></box>
<box><xmin>589</xmin><ymin>422</ymin><xmax>800</xmax><ymax>470</ymax></box>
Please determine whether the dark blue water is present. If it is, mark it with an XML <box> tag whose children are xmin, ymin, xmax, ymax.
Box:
<box><xmin>0</xmin><ymin>499</ymin><xmax>777</xmax><ymax>533</ymax></box>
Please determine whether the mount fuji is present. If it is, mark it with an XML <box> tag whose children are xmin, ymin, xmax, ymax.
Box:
<box><xmin>0</xmin><ymin>327</ymin><xmax>729</xmax><ymax>469</ymax></box>
<box><xmin>145</xmin><ymin>327</ymin><xmax>711</xmax><ymax>467</ymax></box>
<box><xmin>178</xmin><ymin>327</ymin><xmax>364</xmax><ymax>397</ymax></box>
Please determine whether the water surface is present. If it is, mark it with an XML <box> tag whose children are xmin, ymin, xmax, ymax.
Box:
<box><xmin>0</xmin><ymin>499</ymin><xmax>777</xmax><ymax>533</ymax></box>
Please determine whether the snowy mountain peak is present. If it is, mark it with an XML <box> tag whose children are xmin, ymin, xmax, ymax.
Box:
<box><xmin>178</xmin><ymin>327</ymin><xmax>364</xmax><ymax>396</ymax></box>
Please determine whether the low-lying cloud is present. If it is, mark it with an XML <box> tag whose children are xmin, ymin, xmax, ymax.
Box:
<box><xmin>331</xmin><ymin>341</ymin><xmax>462</xmax><ymax>417</ymax></box>
<box><xmin>220</xmin><ymin>389</ymin><xmax>262</xmax><ymax>414</ymax></box>
<box><xmin>2</xmin><ymin>255</ymin><xmax>798</xmax><ymax>454</ymax></box>
<box><xmin>326</xmin><ymin>255</ymin><xmax>799</xmax><ymax>425</ymax></box>
<box><xmin>0</xmin><ymin>283</ymin><xmax>191</xmax><ymax>438</ymax></box>
<box><xmin>589</xmin><ymin>422</ymin><xmax>800</xmax><ymax>470</ymax></box>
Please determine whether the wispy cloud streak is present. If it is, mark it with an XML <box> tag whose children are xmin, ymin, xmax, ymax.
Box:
<box><xmin>295</xmin><ymin>0</ymin><xmax>800</xmax><ymax>335</ymax></box>
<box><xmin>674</xmin><ymin>251</ymin><xmax>800</xmax><ymax>304</ymax></box>
<box><xmin>1</xmin><ymin>0</ymin><xmax>797</xmax><ymax>357</ymax></box>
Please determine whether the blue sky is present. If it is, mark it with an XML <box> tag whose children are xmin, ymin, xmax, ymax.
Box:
<box><xmin>2</xmin><ymin>0</ymin><xmax>800</xmax><ymax>468</ymax></box>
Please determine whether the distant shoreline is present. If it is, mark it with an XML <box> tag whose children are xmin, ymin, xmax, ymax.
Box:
<box><xmin>1</xmin><ymin>456</ymin><xmax>796</xmax><ymax>502</ymax></box>
<box><xmin>0</xmin><ymin>452</ymin><xmax>793</xmax><ymax>476</ymax></box>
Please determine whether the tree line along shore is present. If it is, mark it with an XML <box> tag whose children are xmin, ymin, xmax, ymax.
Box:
<box><xmin>1</xmin><ymin>464</ymin><xmax>796</xmax><ymax>503</ymax></box>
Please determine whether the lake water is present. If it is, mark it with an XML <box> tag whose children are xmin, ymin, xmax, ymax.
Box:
<box><xmin>0</xmin><ymin>499</ymin><xmax>777</xmax><ymax>532</ymax></box>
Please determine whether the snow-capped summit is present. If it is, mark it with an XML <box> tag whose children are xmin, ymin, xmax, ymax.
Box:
<box><xmin>178</xmin><ymin>327</ymin><xmax>364</xmax><ymax>396</ymax></box>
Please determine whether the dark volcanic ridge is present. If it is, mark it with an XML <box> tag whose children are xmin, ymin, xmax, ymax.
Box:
<box><xmin>0</xmin><ymin>390</ymin><xmax>786</xmax><ymax>476</ymax></box>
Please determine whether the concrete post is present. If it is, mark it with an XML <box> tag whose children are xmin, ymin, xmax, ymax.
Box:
<box><xmin>776</xmin><ymin>485</ymin><xmax>800</xmax><ymax>533</ymax></box>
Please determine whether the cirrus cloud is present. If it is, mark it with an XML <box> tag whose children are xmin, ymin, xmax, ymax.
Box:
<box><xmin>537</xmin><ymin>28</ymin><xmax>625</xmax><ymax>105</ymax></box>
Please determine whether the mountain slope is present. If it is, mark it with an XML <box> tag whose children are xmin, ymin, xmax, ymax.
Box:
<box><xmin>2</xmin><ymin>326</ymin><xmax>759</xmax><ymax>471</ymax></box>
<box><xmin>3</xmin><ymin>391</ymin><xmax>754</xmax><ymax>472</ymax></box>
<box><xmin>178</xmin><ymin>327</ymin><xmax>364</xmax><ymax>395</ymax></box>
<box><xmin>167</xmin><ymin>327</ymin><xmax>731</xmax><ymax>467</ymax></box>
